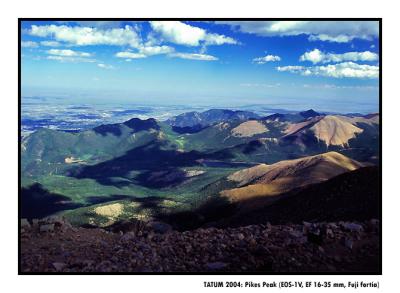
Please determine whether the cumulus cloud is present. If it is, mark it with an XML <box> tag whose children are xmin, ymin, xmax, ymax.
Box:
<box><xmin>47</xmin><ymin>49</ymin><xmax>92</xmax><ymax>57</ymax></box>
<box><xmin>97</xmin><ymin>63</ymin><xmax>114</xmax><ymax>69</ymax></box>
<box><xmin>115</xmin><ymin>52</ymin><xmax>147</xmax><ymax>59</ymax></box>
<box><xmin>253</xmin><ymin>54</ymin><xmax>281</xmax><ymax>64</ymax></box>
<box><xmin>115</xmin><ymin>45</ymin><xmax>174</xmax><ymax>60</ymax></box>
<box><xmin>299</xmin><ymin>49</ymin><xmax>325</xmax><ymax>64</ymax></box>
<box><xmin>29</xmin><ymin>24</ymin><xmax>141</xmax><ymax>47</ymax></box>
<box><xmin>46</xmin><ymin>55</ymin><xmax>95</xmax><ymax>63</ymax></box>
<box><xmin>138</xmin><ymin>45</ymin><xmax>175</xmax><ymax>56</ymax></box>
<box><xmin>308</xmin><ymin>34</ymin><xmax>354</xmax><ymax>43</ymax></box>
<box><xmin>169</xmin><ymin>52</ymin><xmax>218</xmax><ymax>61</ymax></box>
<box><xmin>40</xmin><ymin>41</ymin><xmax>61</xmax><ymax>47</ymax></box>
<box><xmin>27</xmin><ymin>23</ymin><xmax>229</xmax><ymax>62</ymax></box>
<box><xmin>73</xmin><ymin>21</ymin><xmax>126</xmax><ymax>29</ymax></box>
<box><xmin>300</xmin><ymin>49</ymin><xmax>379</xmax><ymax>64</ymax></box>
<box><xmin>216</xmin><ymin>21</ymin><xmax>378</xmax><ymax>43</ymax></box>
<box><xmin>149</xmin><ymin>21</ymin><xmax>237</xmax><ymax>46</ymax></box>
<box><xmin>204</xmin><ymin>33</ymin><xmax>238</xmax><ymax>46</ymax></box>
<box><xmin>116</xmin><ymin>48</ymin><xmax>217</xmax><ymax>61</ymax></box>
<box><xmin>276</xmin><ymin>66</ymin><xmax>305</xmax><ymax>73</ymax></box>
<box><xmin>21</xmin><ymin>41</ymin><xmax>38</xmax><ymax>48</ymax></box>
<box><xmin>45</xmin><ymin>49</ymin><xmax>95</xmax><ymax>63</ymax></box>
<box><xmin>277</xmin><ymin>62</ymin><xmax>379</xmax><ymax>79</ymax></box>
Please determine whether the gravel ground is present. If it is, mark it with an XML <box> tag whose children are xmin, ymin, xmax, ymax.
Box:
<box><xmin>20</xmin><ymin>217</ymin><xmax>380</xmax><ymax>273</ymax></box>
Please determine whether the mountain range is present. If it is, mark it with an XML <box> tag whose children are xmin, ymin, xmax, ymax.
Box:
<box><xmin>20</xmin><ymin>108</ymin><xmax>380</xmax><ymax>229</ymax></box>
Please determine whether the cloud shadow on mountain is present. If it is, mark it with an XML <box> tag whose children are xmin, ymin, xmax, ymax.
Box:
<box><xmin>84</xmin><ymin>194</ymin><xmax>134</xmax><ymax>205</ymax></box>
<box><xmin>20</xmin><ymin>183</ymin><xmax>83</xmax><ymax>219</ymax></box>
<box><xmin>69</xmin><ymin>140</ymin><xmax>234</xmax><ymax>188</ymax></box>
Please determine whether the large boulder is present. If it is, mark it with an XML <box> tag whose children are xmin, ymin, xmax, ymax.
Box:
<box><xmin>21</xmin><ymin>218</ymin><xmax>31</xmax><ymax>229</ymax></box>
<box><xmin>146</xmin><ymin>221</ymin><xmax>173</xmax><ymax>234</ymax></box>
<box><xmin>40</xmin><ymin>224</ymin><xmax>54</xmax><ymax>233</ymax></box>
<box><xmin>40</xmin><ymin>216</ymin><xmax>72</xmax><ymax>232</ymax></box>
<box><xmin>342</xmin><ymin>222</ymin><xmax>364</xmax><ymax>233</ymax></box>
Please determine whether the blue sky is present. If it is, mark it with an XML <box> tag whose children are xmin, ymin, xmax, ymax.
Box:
<box><xmin>21</xmin><ymin>20</ymin><xmax>380</xmax><ymax>113</ymax></box>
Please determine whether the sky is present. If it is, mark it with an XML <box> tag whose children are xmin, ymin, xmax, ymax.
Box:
<box><xmin>21</xmin><ymin>20</ymin><xmax>380</xmax><ymax>113</ymax></box>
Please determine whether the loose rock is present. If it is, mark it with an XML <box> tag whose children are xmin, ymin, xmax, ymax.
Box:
<box><xmin>52</xmin><ymin>262</ymin><xmax>67</xmax><ymax>271</ymax></box>
<box><xmin>40</xmin><ymin>224</ymin><xmax>54</xmax><ymax>233</ymax></box>
<box><xmin>21</xmin><ymin>219</ymin><xmax>31</xmax><ymax>229</ymax></box>
<box><xmin>206</xmin><ymin>262</ymin><xmax>228</xmax><ymax>270</ymax></box>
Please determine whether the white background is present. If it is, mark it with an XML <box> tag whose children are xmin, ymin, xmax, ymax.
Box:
<box><xmin>0</xmin><ymin>0</ymin><xmax>398</xmax><ymax>292</ymax></box>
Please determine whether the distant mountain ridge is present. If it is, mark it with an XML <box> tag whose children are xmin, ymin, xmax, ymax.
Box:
<box><xmin>263</xmin><ymin>109</ymin><xmax>322</xmax><ymax>123</ymax></box>
<box><xmin>167</xmin><ymin>109</ymin><xmax>260</xmax><ymax>129</ymax></box>
<box><xmin>93</xmin><ymin>117</ymin><xmax>159</xmax><ymax>137</ymax></box>
<box><xmin>299</xmin><ymin>109</ymin><xmax>321</xmax><ymax>118</ymax></box>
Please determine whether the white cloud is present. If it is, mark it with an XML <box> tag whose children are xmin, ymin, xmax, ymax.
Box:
<box><xmin>308</xmin><ymin>34</ymin><xmax>354</xmax><ymax>43</ymax></box>
<box><xmin>29</xmin><ymin>24</ymin><xmax>141</xmax><ymax>47</ymax></box>
<box><xmin>240</xmin><ymin>83</ymin><xmax>281</xmax><ymax>88</ymax></box>
<box><xmin>217</xmin><ymin>21</ymin><xmax>378</xmax><ymax>43</ymax></box>
<box><xmin>253</xmin><ymin>54</ymin><xmax>281</xmax><ymax>64</ymax></box>
<box><xmin>27</xmin><ymin>23</ymin><xmax>234</xmax><ymax>64</ymax></box>
<box><xmin>276</xmin><ymin>65</ymin><xmax>305</xmax><ymax>73</ymax></box>
<box><xmin>47</xmin><ymin>49</ymin><xmax>92</xmax><ymax>57</ymax></box>
<box><xmin>115</xmin><ymin>46</ymin><xmax>175</xmax><ymax>62</ymax></box>
<box><xmin>149</xmin><ymin>21</ymin><xmax>237</xmax><ymax>46</ymax></box>
<box><xmin>139</xmin><ymin>45</ymin><xmax>175</xmax><ymax>56</ymax></box>
<box><xmin>73</xmin><ymin>21</ymin><xmax>126</xmax><ymax>29</ymax></box>
<box><xmin>204</xmin><ymin>33</ymin><xmax>238</xmax><ymax>46</ymax></box>
<box><xmin>299</xmin><ymin>49</ymin><xmax>325</xmax><ymax>64</ymax></box>
<box><xmin>277</xmin><ymin>62</ymin><xmax>379</xmax><ymax>79</ymax></box>
<box><xmin>115</xmin><ymin>46</ymin><xmax>174</xmax><ymax>59</ymax></box>
<box><xmin>314</xmin><ymin>62</ymin><xmax>379</xmax><ymax>78</ymax></box>
<box><xmin>116</xmin><ymin>48</ymin><xmax>218</xmax><ymax>61</ymax></box>
<box><xmin>21</xmin><ymin>41</ymin><xmax>38</xmax><ymax>48</ymax></box>
<box><xmin>40</xmin><ymin>41</ymin><xmax>61</xmax><ymax>47</ymax></box>
<box><xmin>300</xmin><ymin>49</ymin><xmax>379</xmax><ymax>64</ymax></box>
<box><xmin>115</xmin><ymin>52</ymin><xmax>147</xmax><ymax>59</ymax></box>
<box><xmin>302</xmin><ymin>84</ymin><xmax>378</xmax><ymax>90</ymax></box>
<box><xmin>45</xmin><ymin>48</ymin><xmax>95</xmax><ymax>63</ymax></box>
<box><xmin>97</xmin><ymin>63</ymin><xmax>114</xmax><ymax>69</ymax></box>
<box><xmin>169</xmin><ymin>52</ymin><xmax>218</xmax><ymax>61</ymax></box>
<box><xmin>46</xmin><ymin>55</ymin><xmax>95</xmax><ymax>63</ymax></box>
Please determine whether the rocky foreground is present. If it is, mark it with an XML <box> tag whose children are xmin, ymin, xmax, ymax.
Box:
<box><xmin>20</xmin><ymin>217</ymin><xmax>380</xmax><ymax>273</ymax></box>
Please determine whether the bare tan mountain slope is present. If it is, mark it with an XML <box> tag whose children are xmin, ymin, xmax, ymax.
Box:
<box><xmin>231</xmin><ymin>120</ymin><xmax>268</xmax><ymax>137</ymax></box>
<box><xmin>284</xmin><ymin>115</ymin><xmax>367</xmax><ymax>147</ymax></box>
<box><xmin>221</xmin><ymin>151</ymin><xmax>364</xmax><ymax>203</ymax></box>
